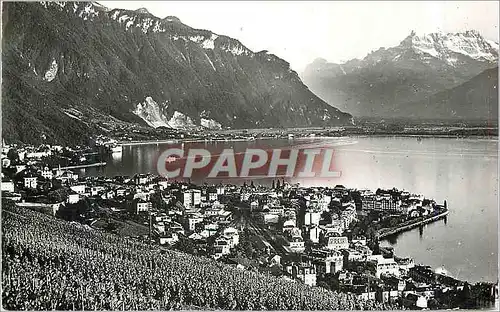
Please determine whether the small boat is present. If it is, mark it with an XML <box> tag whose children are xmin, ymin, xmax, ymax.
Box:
<box><xmin>111</xmin><ymin>145</ymin><xmax>122</xmax><ymax>153</ymax></box>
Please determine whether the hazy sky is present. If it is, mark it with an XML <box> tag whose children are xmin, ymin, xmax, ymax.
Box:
<box><xmin>100</xmin><ymin>1</ymin><xmax>499</xmax><ymax>72</ymax></box>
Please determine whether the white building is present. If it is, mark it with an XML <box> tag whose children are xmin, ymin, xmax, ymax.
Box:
<box><xmin>2</xmin><ymin>158</ymin><xmax>11</xmax><ymax>168</ymax></box>
<box><xmin>269</xmin><ymin>206</ymin><xmax>284</xmax><ymax>216</ymax></box>
<box><xmin>216</xmin><ymin>186</ymin><xmax>225</xmax><ymax>195</ymax></box>
<box><xmin>263</xmin><ymin>213</ymin><xmax>279</xmax><ymax>224</ymax></box>
<box><xmin>67</xmin><ymin>193</ymin><xmax>80</xmax><ymax>204</ymax></box>
<box><xmin>183</xmin><ymin>189</ymin><xmax>201</xmax><ymax>208</ymax></box>
<box><xmin>26</xmin><ymin>150</ymin><xmax>51</xmax><ymax>159</ymax></box>
<box><xmin>327</xmin><ymin>253</ymin><xmax>344</xmax><ymax>274</ymax></box>
<box><xmin>404</xmin><ymin>294</ymin><xmax>428</xmax><ymax>309</ymax></box>
<box><xmin>188</xmin><ymin>215</ymin><xmax>204</xmax><ymax>231</ymax></box>
<box><xmin>24</xmin><ymin>176</ymin><xmax>38</xmax><ymax>189</ymax></box>
<box><xmin>157</xmin><ymin>179</ymin><xmax>168</xmax><ymax>190</ymax></box>
<box><xmin>136</xmin><ymin>200</ymin><xmax>152</xmax><ymax>213</ymax></box>
<box><xmin>368</xmin><ymin>255</ymin><xmax>400</xmax><ymax>278</ymax></box>
<box><xmin>41</xmin><ymin>167</ymin><xmax>53</xmax><ymax>180</ymax></box>
<box><xmin>287</xmin><ymin>264</ymin><xmax>316</xmax><ymax>287</ymax></box>
<box><xmin>135</xmin><ymin>175</ymin><xmax>150</xmax><ymax>185</ymax></box>
<box><xmin>250</xmin><ymin>200</ymin><xmax>259</xmax><ymax>211</ymax></box>
<box><xmin>326</xmin><ymin>236</ymin><xmax>349</xmax><ymax>250</ymax></box>
<box><xmin>159</xmin><ymin>232</ymin><xmax>179</xmax><ymax>245</ymax></box>
<box><xmin>208</xmin><ymin>192</ymin><xmax>217</xmax><ymax>202</ymax></box>
<box><xmin>283</xmin><ymin>219</ymin><xmax>296</xmax><ymax>232</ymax></box>
<box><xmin>1</xmin><ymin>180</ymin><xmax>14</xmax><ymax>193</ymax></box>
<box><xmin>318</xmin><ymin>195</ymin><xmax>332</xmax><ymax>210</ymax></box>
<box><xmin>70</xmin><ymin>184</ymin><xmax>86</xmax><ymax>195</ymax></box>
<box><xmin>240</xmin><ymin>192</ymin><xmax>251</xmax><ymax>202</ymax></box>
<box><xmin>309</xmin><ymin>226</ymin><xmax>321</xmax><ymax>243</ymax></box>
<box><xmin>289</xmin><ymin>236</ymin><xmax>305</xmax><ymax>253</ymax></box>
<box><xmin>351</xmin><ymin>236</ymin><xmax>367</xmax><ymax>246</ymax></box>
<box><xmin>304</xmin><ymin>212</ymin><xmax>321</xmax><ymax>226</ymax></box>
<box><xmin>214</xmin><ymin>237</ymin><xmax>232</xmax><ymax>255</ymax></box>
<box><xmin>343</xmin><ymin>248</ymin><xmax>365</xmax><ymax>262</ymax></box>
<box><xmin>223</xmin><ymin>227</ymin><xmax>239</xmax><ymax>247</ymax></box>
<box><xmin>91</xmin><ymin>186</ymin><xmax>105</xmax><ymax>197</ymax></box>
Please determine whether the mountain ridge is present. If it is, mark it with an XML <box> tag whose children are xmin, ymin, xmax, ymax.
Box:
<box><xmin>2</xmin><ymin>1</ymin><xmax>352</xmax><ymax>145</ymax></box>
<box><xmin>302</xmin><ymin>30</ymin><xmax>498</xmax><ymax>118</ymax></box>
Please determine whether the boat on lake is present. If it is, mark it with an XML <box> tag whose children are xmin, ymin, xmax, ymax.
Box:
<box><xmin>110</xmin><ymin>144</ymin><xmax>122</xmax><ymax>153</ymax></box>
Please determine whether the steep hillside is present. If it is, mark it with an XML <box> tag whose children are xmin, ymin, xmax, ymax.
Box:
<box><xmin>397</xmin><ymin>67</ymin><xmax>498</xmax><ymax>120</ymax></box>
<box><xmin>303</xmin><ymin>31</ymin><xmax>498</xmax><ymax>118</ymax></box>
<box><xmin>2</xmin><ymin>203</ymin><xmax>396</xmax><ymax>310</ymax></box>
<box><xmin>2</xmin><ymin>2</ymin><xmax>352</xmax><ymax>145</ymax></box>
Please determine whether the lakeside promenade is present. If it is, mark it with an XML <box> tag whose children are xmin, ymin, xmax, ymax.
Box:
<box><xmin>53</xmin><ymin>162</ymin><xmax>107</xmax><ymax>170</ymax></box>
<box><xmin>376</xmin><ymin>208</ymin><xmax>449</xmax><ymax>240</ymax></box>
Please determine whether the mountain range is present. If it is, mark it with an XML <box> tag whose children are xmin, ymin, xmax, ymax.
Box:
<box><xmin>302</xmin><ymin>30</ymin><xmax>498</xmax><ymax>120</ymax></box>
<box><xmin>2</xmin><ymin>1</ymin><xmax>352</xmax><ymax>145</ymax></box>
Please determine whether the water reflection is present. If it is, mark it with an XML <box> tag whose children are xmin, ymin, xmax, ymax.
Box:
<box><xmin>385</xmin><ymin>235</ymin><xmax>398</xmax><ymax>245</ymax></box>
<box><xmin>81</xmin><ymin>136</ymin><xmax>497</xmax><ymax>283</ymax></box>
<box><xmin>111</xmin><ymin>151</ymin><xmax>122</xmax><ymax>163</ymax></box>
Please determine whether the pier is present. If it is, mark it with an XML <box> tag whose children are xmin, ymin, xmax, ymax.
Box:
<box><xmin>377</xmin><ymin>209</ymin><xmax>449</xmax><ymax>239</ymax></box>
<box><xmin>53</xmin><ymin>162</ymin><xmax>107</xmax><ymax>170</ymax></box>
<box><xmin>119</xmin><ymin>139</ymin><xmax>179</xmax><ymax>146</ymax></box>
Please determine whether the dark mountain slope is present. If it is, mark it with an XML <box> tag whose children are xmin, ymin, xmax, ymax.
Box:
<box><xmin>397</xmin><ymin>67</ymin><xmax>498</xmax><ymax>120</ymax></box>
<box><xmin>2</xmin><ymin>2</ymin><xmax>352</xmax><ymax>144</ymax></box>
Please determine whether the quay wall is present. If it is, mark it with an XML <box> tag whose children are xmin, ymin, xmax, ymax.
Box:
<box><xmin>377</xmin><ymin>209</ymin><xmax>449</xmax><ymax>240</ymax></box>
<box><xmin>54</xmin><ymin>162</ymin><xmax>107</xmax><ymax>170</ymax></box>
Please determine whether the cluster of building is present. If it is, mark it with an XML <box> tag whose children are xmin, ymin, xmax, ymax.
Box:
<box><xmin>233</xmin><ymin>185</ymin><xmax>457</xmax><ymax>309</ymax></box>
<box><xmin>359</xmin><ymin>188</ymin><xmax>437</xmax><ymax>217</ymax></box>
<box><xmin>1</xmin><ymin>142</ymin><xmax>460</xmax><ymax>309</ymax></box>
<box><xmin>0</xmin><ymin>143</ymin><xmax>242</xmax><ymax>260</ymax></box>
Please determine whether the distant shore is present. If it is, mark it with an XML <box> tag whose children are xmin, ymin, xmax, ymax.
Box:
<box><xmin>118</xmin><ymin>138</ymin><xmax>260</xmax><ymax>146</ymax></box>
<box><xmin>116</xmin><ymin>133</ymin><xmax>497</xmax><ymax>147</ymax></box>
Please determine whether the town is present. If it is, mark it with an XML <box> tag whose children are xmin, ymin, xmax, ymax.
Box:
<box><xmin>1</xmin><ymin>142</ymin><xmax>497</xmax><ymax>310</ymax></box>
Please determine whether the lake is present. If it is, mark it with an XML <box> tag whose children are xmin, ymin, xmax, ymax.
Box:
<box><xmin>83</xmin><ymin>135</ymin><xmax>498</xmax><ymax>283</ymax></box>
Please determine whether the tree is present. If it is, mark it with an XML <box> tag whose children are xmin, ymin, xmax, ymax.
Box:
<box><xmin>47</xmin><ymin>188</ymin><xmax>67</xmax><ymax>203</ymax></box>
<box><xmin>174</xmin><ymin>238</ymin><xmax>198</xmax><ymax>255</ymax></box>
<box><xmin>6</xmin><ymin>149</ymin><xmax>18</xmax><ymax>163</ymax></box>
<box><xmin>56</xmin><ymin>200</ymin><xmax>90</xmax><ymax>221</ymax></box>
<box><xmin>321</xmin><ymin>211</ymin><xmax>332</xmax><ymax>224</ymax></box>
<box><xmin>458</xmin><ymin>282</ymin><xmax>473</xmax><ymax>308</ymax></box>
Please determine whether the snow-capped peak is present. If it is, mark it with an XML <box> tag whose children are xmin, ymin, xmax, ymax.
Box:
<box><xmin>408</xmin><ymin>30</ymin><xmax>498</xmax><ymax>62</ymax></box>
<box><xmin>39</xmin><ymin>2</ymin><xmax>100</xmax><ymax>21</ymax></box>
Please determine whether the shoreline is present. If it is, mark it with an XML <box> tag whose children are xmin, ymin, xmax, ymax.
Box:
<box><xmin>376</xmin><ymin>208</ymin><xmax>449</xmax><ymax>240</ymax></box>
<box><xmin>118</xmin><ymin>137</ymin><xmax>274</xmax><ymax>146</ymax></box>
<box><xmin>117</xmin><ymin>134</ymin><xmax>498</xmax><ymax>147</ymax></box>
<box><xmin>53</xmin><ymin>162</ymin><xmax>107</xmax><ymax>170</ymax></box>
<box><xmin>371</xmin><ymin>208</ymin><xmax>490</xmax><ymax>285</ymax></box>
